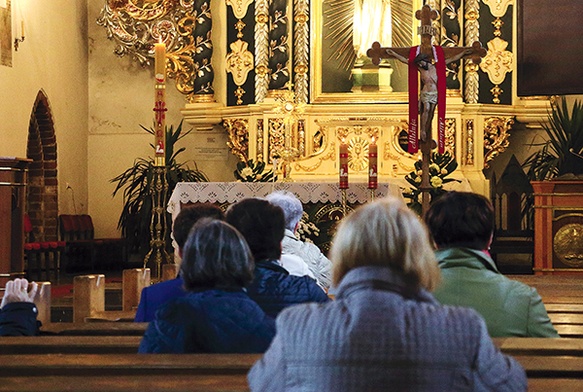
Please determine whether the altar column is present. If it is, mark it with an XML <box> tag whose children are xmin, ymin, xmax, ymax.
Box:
<box><xmin>0</xmin><ymin>158</ymin><xmax>31</xmax><ymax>287</ymax></box>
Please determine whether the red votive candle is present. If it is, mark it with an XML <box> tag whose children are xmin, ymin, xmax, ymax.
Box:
<box><xmin>368</xmin><ymin>138</ymin><xmax>378</xmax><ymax>189</ymax></box>
<box><xmin>339</xmin><ymin>141</ymin><xmax>349</xmax><ymax>189</ymax></box>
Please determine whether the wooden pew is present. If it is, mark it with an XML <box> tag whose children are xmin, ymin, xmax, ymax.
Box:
<box><xmin>0</xmin><ymin>338</ymin><xmax>582</xmax><ymax>391</ymax></box>
<box><xmin>0</xmin><ymin>351</ymin><xmax>580</xmax><ymax>392</ymax></box>
<box><xmin>73</xmin><ymin>268</ymin><xmax>150</xmax><ymax>322</ymax></box>
<box><xmin>494</xmin><ymin>337</ymin><xmax>583</xmax><ymax>356</ymax></box>
<box><xmin>0</xmin><ymin>336</ymin><xmax>142</xmax><ymax>354</ymax></box>
<box><xmin>510</xmin><ymin>275</ymin><xmax>583</xmax><ymax>305</ymax></box>
<box><xmin>0</xmin><ymin>353</ymin><xmax>257</xmax><ymax>392</ymax></box>
<box><xmin>3</xmin><ymin>336</ymin><xmax>582</xmax><ymax>357</ymax></box>
<box><xmin>41</xmin><ymin>322</ymin><xmax>148</xmax><ymax>336</ymax></box>
<box><xmin>546</xmin><ymin>304</ymin><xmax>583</xmax><ymax>313</ymax></box>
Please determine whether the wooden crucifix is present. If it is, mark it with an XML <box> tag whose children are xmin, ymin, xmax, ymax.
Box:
<box><xmin>367</xmin><ymin>4</ymin><xmax>486</xmax><ymax>215</ymax></box>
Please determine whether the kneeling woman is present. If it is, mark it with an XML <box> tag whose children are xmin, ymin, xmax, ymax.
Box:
<box><xmin>139</xmin><ymin>219</ymin><xmax>275</xmax><ymax>353</ymax></box>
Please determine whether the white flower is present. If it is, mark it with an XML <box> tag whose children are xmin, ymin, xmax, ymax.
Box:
<box><xmin>430</xmin><ymin>176</ymin><xmax>443</xmax><ymax>188</ymax></box>
<box><xmin>240</xmin><ymin>167</ymin><xmax>254</xmax><ymax>178</ymax></box>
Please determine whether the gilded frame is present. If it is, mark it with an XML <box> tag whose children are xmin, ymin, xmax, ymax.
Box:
<box><xmin>310</xmin><ymin>0</ymin><xmax>424</xmax><ymax>103</ymax></box>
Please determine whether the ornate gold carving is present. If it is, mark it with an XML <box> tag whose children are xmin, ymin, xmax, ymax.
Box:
<box><xmin>553</xmin><ymin>223</ymin><xmax>583</xmax><ymax>267</ymax></box>
<box><xmin>347</xmin><ymin>137</ymin><xmax>370</xmax><ymax>172</ymax></box>
<box><xmin>480</xmin><ymin>37</ymin><xmax>513</xmax><ymax>87</ymax></box>
<box><xmin>491</xmin><ymin>85</ymin><xmax>503</xmax><ymax>104</ymax></box>
<box><xmin>482</xmin><ymin>0</ymin><xmax>513</xmax><ymax>18</ymax></box>
<box><xmin>226</xmin><ymin>0</ymin><xmax>253</xmax><ymax>20</ymax></box>
<box><xmin>294</xmin><ymin>148</ymin><xmax>336</xmax><ymax>173</ymax></box>
<box><xmin>257</xmin><ymin>119</ymin><xmax>264</xmax><ymax>162</ymax></box>
<box><xmin>256</xmin><ymin>13</ymin><xmax>268</xmax><ymax>24</ymax></box>
<box><xmin>483</xmin><ymin>116</ymin><xmax>513</xmax><ymax>168</ymax></box>
<box><xmin>465</xmin><ymin>119</ymin><xmax>475</xmax><ymax>165</ymax></box>
<box><xmin>223</xmin><ymin>118</ymin><xmax>249</xmax><ymax>162</ymax></box>
<box><xmin>97</xmin><ymin>1</ymin><xmax>197</xmax><ymax>97</ymax></box>
<box><xmin>226</xmin><ymin>40</ymin><xmax>254</xmax><ymax>86</ymax></box>
<box><xmin>189</xmin><ymin>94</ymin><xmax>216</xmax><ymax>103</ymax></box>
<box><xmin>492</xmin><ymin>17</ymin><xmax>504</xmax><ymax>37</ymax></box>
<box><xmin>254</xmin><ymin>0</ymin><xmax>269</xmax><ymax>102</ymax></box>
<box><xmin>312</xmin><ymin>129</ymin><xmax>324</xmax><ymax>154</ymax></box>
<box><xmin>293</xmin><ymin>0</ymin><xmax>310</xmax><ymax>103</ymax></box>
<box><xmin>235</xmin><ymin>20</ymin><xmax>246</xmax><ymax>38</ymax></box>
<box><xmin>298</xmin><ymin>120</ymin><xmax>306</xmax><ymax>156</ymax></box>
<box><xmin>234</xmin><ymin>86</ymin><xmax>246</xmax><ymax>105</ymax></box>
<box><xmin>268</xmin><ymin>118</ymin><xmax>286</xmax><ymax>158</ymax></box>
<box><xmin>464</xmin><ymin>0</ymin><xmax>480</xmax><ymax>103</ymax></box>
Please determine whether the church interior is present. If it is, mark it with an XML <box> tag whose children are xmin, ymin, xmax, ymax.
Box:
<box><xmin>0</xmin><ymin>0</ymin><xmax>583</xmax><ymax>306</ymax></box>
<box><xmin>1</xmin><ymin>0</ymin><xmax>582</xmax><ymax>278</ymax></box>
<box><xmin>2</xmin><ymin>1</ymin><xmax>583</xmax><ymax>390</ymax></box>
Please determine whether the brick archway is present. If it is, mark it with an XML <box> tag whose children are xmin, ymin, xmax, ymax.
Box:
<box><xmin>26</xmin><ymin>90</ymin><xmax>58</xmax><ymax>242</ymax></box>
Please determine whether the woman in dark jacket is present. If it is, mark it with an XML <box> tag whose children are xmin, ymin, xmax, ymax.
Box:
<box><xmin>139</xmin><ymin>218</ymin><xmax>275</xmax><ymax>353</ymax></box>
<box><xmin>0</xmin><ymin>278</ymin><xmax>40</xmax><ymax>336</ymax></box>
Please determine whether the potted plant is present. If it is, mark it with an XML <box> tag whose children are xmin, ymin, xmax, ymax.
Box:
<box><xmin>523</xmin><ymin>97</ymin><xmax>583</xmax><ymax>181</ymax></box>
<box><xmin>111</xmin><ymin>120</ymin><xmax>208</xmax><ymax>260</ymax></box>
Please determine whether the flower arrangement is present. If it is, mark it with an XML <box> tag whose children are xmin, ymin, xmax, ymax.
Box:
<box><xmin>402</xmin><ymin>151</ymin><xmax>460</xmax><ymax>214</ymax></box>
<box><xmin>234</xmin><ymin>159</ymin><xmax>277</xmax><ymax>182</ymax></box>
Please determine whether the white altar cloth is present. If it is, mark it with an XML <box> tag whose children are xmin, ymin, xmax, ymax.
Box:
<box><xmin>168</xmin><ymin>182</ymin><xmax>401</xmax><ymax>221</ymax></box>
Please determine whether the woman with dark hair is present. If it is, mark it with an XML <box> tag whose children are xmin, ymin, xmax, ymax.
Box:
<box><xmin>425</xmin><ymin>191</ymin><xmax>558</xmax><ymax>337</ymax></box>
<box><xmin>138</xmin><ymin>218</ymin><xmax>275</xmax><ymax>353</ymax></box>
<box><xmin>248</xmin><ymin>197</ymin><xmax>526</xmax><ymax>391</ymax></box>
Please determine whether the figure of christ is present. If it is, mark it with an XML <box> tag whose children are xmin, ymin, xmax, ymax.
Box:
<box><xmin>385</xmin><ymin>48</ymin><xmax>471</xmax><ymax>142</ymax></box>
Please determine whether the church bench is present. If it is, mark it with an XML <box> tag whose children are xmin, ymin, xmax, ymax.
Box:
<box><xmin>514</xmin><ymin>355</ymin><xmax>583</xmax><ymax>377</ymax></box>
<box><xmin>40</xmin><ymin>322</ymin><xmax>147</xmax><ymax>336</ymax></box>
<box><xmin>0</xmin><ymin>353</ymin><xmax>255</xmax><ymax>391</ymax></box>
<box><xmin>554</xmin><ymin>325</ymin><xmax>583</xmax><ymax>338</ymax></box>
<box><xmin>0</xmin><ymin>352</ymin><xmax>581</xmax><ymax>391</ymax></box>
<box><xmin>0</xmin><ymin>353</ymin><xmax>259</xmax><ymax>377</ymax></box>
<box><xmin>0</xmin><ymin>336</ymin><xmax>142</xmax><ymax>354</ymax></box>
<box><xmin>509</xmin><ymin>275</ymin><xmax>583</xmax><ymax>303</ymax></box>
<box><xmin>72</xmin><ymin>269</ymin><xmax>149</xmax><ymax>322</ymax></box>
<box><xmin>527</xmin><ymin>379</ymin><xmax>583</xmax><ymax>392</ymax></box>
<box><xmin>4</xmin><ymin>336</ymin><xmax>583</xmax><ymax>356</ymax></box>
<box><xmin>545</xmin><ymin>304</ymin><xmax>583</xmax><ymax>313</ymax></box>
<box><xmin>494</xmin><ymin>337</ymin><xmax>583</xmax><ymax>356</ymax></box>
<box><xmin>549</xmin><ymin>313</ymin><xmax>583</xmax><ymax>325</ymax></box>
<box><xmin>0</xmin><ymin>375</ymin><xmax>249</xmax><ymax>392</ymax></box>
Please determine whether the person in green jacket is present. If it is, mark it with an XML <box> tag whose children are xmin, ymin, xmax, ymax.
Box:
<box><xmin>425</xmin><ymin>191</ymin><xmax>559</xmax><ymax>337</ymax></box>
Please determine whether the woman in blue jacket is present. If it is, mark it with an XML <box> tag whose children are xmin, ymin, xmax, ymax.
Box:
<box><xmin>0</xmin><ymin>278</ymin><xmax>40</xmax><ymax>336</ymax></box>
<box><xmin>139</xmin><ymin>218</ymin><xmax>275</xmax><ymax>353</ymax></box>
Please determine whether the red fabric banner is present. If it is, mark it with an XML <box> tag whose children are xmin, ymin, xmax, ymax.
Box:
<box><xmin>435</xmin><ymin>46</ymin><xmax>446</xmax><ymax>154</ymax></box>
<box><xmin>408</xmin><ymin>47</ymin><xmax>419</xmax><ymax>154</ymax></box>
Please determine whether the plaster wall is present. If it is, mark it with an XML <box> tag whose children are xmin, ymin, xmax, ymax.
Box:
<box><xmin>0</xmin><ymin>0</ymin><xmax>88</xmax><ymax>216</ymax></box>
<box><xmin>87</xmin><ymin>1</ymin><xmax>236</xmax><ymax>238</ymax></box>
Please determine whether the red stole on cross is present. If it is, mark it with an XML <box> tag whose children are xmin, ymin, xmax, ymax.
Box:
<box><xmin>435</xmin><ymin>46</ymin><xmax>446</xmax><ymax>154</ymax></box>
<box><xmin>407</xmin><ymin>47</ymin><xmax>418</xmax><ymax>154</ymax></box>
<box><xmin>407</xmin><ymin>45</ymin><xmax>447</xmax><ymax>154</ymax></box>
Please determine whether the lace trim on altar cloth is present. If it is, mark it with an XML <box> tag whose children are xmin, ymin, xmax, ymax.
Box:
<box><xmin>168</xmin><ymin>182</ymin><xmax>401</xmax><ymax>215</ymax></box>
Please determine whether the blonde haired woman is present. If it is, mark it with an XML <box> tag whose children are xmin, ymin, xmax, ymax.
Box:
<box><xmin>248</xmin><ymin>197</ymin><xmax>526</xmax><ymax>391</ymax></box>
